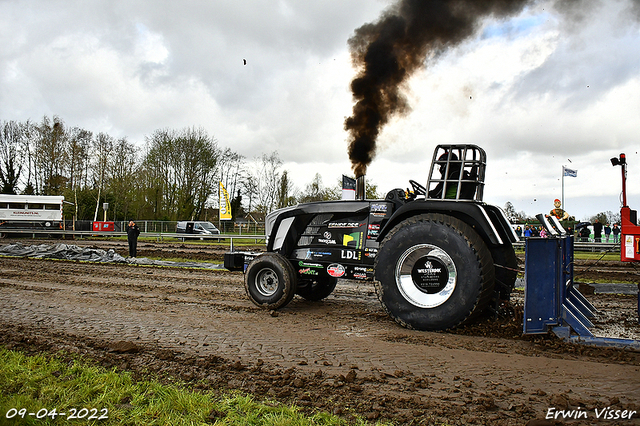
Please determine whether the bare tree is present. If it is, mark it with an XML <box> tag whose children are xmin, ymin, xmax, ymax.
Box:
<box><xmin>277</xmin><ymin>170</ymin><xmax>297</xmax><ymax>208</ymax></box>
<box><xmin>504</xmin><ymin>201</ymin><xmax>533</xmax><ymax>223</ymax></box>
<box><xmin>218</xmin><ymin>148</ymin><xmax>245</xmax><ymax>204</ymax></box>
<box><xmin>504</xmin><ymin>201</ymin><xmax>518</xmax><ymax>223</ymax></box>
<box><xmin>34</xmin><ymin>116</ymin><xmax>68</xmax><ymax>195</ymax></box>
<box><xmin>248</xmin><ymin>151</ymin><xmax>283</xmax><ymax>214</ymax></box>
<box><xmin>299</xmin><ymin>173</ymin><xmax>325</xmax><ymax>203</ymax></box>
<box><xmin>109</xmin><ymin>137</ymin><xmax>138</xmax><ymax>221</ymax></box>
<box><xmin>590</xmin><ymin>211</ymin><xmax>620</xmax><ymax>226</ymax></box>
<box><xmin>0</xmin><ymin>120</ymin><xmax>24</xmax><ymax>194</ymax></box>
<box><xmin>66</xmin><ymin>127</ymin><xmax>92</xmax><ymax>221</ymax></box>
<box><xmin>241</xmin><ymin>174</ymin><xmax>258</xmax><ymax>215</ymax></box>
<box><xmin>67</xmin><ymin>127</ymin><xmax>92</xmax><ymax>190</ymax></box>
<box><xmin>20</xmin><ymin>120</ymin><xmax>38</xmax><ymax>194</ymax></box>
<box><xmin>140</xmin><ymin>127</ymin><xmax>219</xmax><ymax>220</ymax></box>
<box><xmin>185</xmin><ymin>128</ymin><xmax>220</xmax><ymax>219</ymax></box>
<box><xmin>91</xmin><ymin>132</ymin><xmax>114</xmax><ymax>221</ymax></box>
<box><xmin>365</xmin><ymin>180</ymin><xmax>381</xmax><ymax>200</ymax></box>
<box><xmin>139</xmin><ymin>129</ymin><xmax>171</xmax><ymax>219</ymax></box>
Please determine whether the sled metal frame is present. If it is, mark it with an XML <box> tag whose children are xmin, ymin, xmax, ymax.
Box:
<box><xmin>523</xmin><ymin>227</ymin><xmax>640</xmax><ymax>350</ymax></box>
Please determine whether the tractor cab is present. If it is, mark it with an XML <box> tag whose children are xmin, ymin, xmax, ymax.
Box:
<box><xmin>403</xmin><ymin>144</ymin><xmax>486</xmax><ymax>203</ymax></box>
<box><xmin>426</xmin><ymin>144</ymin><xmax>486</xmax><ymax>201</ymax></box>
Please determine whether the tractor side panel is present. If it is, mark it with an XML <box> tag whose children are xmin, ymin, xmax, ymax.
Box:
<box><xmin>289</xmin><ymin>201</ymin><xmax>394</xmax><ymax>281</ymax></box>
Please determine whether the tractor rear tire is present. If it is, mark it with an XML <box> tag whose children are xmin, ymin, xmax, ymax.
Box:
<box><xmin>245</xmin><ymin>252</ymin><xmax>297</xmax><ymax>310</ymax></box>
<box><xmin>374</xmin><ymin>213</ymin><xmax>495</xmax><ymax>331</ymax></box>
<box><xmin>296</xmin><ymin>276</ymin><xmax>338</xmax><ymax>301</ymax></box>
<box><xmin>490</xmin><ymin>244</ymin><xmax>518</xmax><ymax>301</ymax></box>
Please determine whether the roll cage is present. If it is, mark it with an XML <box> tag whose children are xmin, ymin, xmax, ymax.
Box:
<box><xmin>426</xmin><ymin>145</ymin><xmax>486</xmax><ymax>201</ymax></box>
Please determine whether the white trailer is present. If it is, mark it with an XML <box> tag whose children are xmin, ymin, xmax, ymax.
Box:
<box><xmin>0</xmin><ymin>195</ymin><xmax>64</xmax><ymax>232</ymax></box>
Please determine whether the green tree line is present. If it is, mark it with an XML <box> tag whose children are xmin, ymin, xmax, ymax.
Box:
<box><xmin>0</xmin><ymin>116</ymin><xmax>380</xmax><ymax>222</ymax></box>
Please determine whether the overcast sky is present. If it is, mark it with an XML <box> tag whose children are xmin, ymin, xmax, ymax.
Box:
<box><xmin>1</xmin><ymin>0</ymin><xmax>639</xmax><ymax>221</ymax></box>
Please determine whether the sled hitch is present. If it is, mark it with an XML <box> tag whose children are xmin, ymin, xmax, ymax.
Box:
<box><xmin>522</xmin><ymin>215</ymin><xmax>640</xmax><ymax>350</ymax></box>
<box><xmin>224</xmin><ymin>252</ymin><xmax>259</xmax><ymax>272</ymax></box>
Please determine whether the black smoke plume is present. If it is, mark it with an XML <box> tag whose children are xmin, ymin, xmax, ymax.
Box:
<box><xmin>345</xmin><ymin>0</ymin><xmax>532</xmax><ymax>177</ymax></box>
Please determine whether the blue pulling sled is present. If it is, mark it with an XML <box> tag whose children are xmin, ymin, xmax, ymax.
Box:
<box><xmin>522</xmin><ymin>213</ymin><xmax>639</xmax><ymax>350</ymax></box>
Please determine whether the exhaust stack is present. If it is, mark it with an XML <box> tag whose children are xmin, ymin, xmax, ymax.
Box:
<box><xmin>356</xmin><ymin>175</ymin><xmax>366</xmax><ymax>200</ymax></box>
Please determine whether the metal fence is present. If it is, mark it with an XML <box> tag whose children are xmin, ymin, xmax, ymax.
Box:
<box><xmin>1</xmin><ymin>220</ymin><xmax>266</xmax><ymax>251</ymax></box>
<box><xmin>63</xmin><ymin>220</ymin><xmax>265</xmax><ymax>235</ymax></box>
<box><xmin>513</xmin><ymin>240</ymin><xmax>620</xmax><ymax>253</ymax></box>
<box><xmin>3</xmin><ymin>219</ymin><xmax>622</xmax><ymax>253</ymax></box>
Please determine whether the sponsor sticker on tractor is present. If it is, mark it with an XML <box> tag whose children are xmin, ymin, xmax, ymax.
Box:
<box><xmin>411</xmin><ymin>257</ymin><xmax>449</xmax><ymax>293</ymax></box>
<box><xmin>327</xmin><ymin>263</ymin><xmax>346</xmax><ymax>278</ymax></box>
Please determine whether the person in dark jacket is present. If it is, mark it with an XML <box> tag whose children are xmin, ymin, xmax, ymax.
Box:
<box><xmin>593</xmin><ymin>219</ymin><xmax>603</xmax><ymax>243</ymax></box>
<box><xmin>126</xmin><ymin>220</ymin><xmax>140</xmax><ymax>257</ymax></box>
<box><xmin>579</xmin><ymin>225</ymin><xmax>591</xmax><ymax>242</ymax></box>
<box><xmin>612</xmin><ymin>223</ymin><xmax>621</xmax><ymax>243</ymax></box>
<box><xmin>604</xmin><ymin>223</ymin><xmax>612</xmax><ymax>242</ymax></box>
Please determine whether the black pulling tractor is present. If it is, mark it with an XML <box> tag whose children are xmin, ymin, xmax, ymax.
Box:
<box><xmin>225</xmin><ymin>145</ymin><xmax>519</xmax><ymax>331</ymax></box>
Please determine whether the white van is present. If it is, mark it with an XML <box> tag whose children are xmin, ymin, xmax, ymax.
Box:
<box><xmin>176</xmin><ymin>221</ymin><xmax>220</xmax><ymax>235</ymax></box>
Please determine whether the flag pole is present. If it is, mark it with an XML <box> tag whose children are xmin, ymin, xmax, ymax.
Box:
<box><xmin>561</xmin><ymin>165</ymin><xmax>565</xmax><ymax>211</ymax></box>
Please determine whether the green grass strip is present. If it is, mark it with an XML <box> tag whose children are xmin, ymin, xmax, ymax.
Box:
<box><xmin>515</xmin><ymin>248</ymin><xmax>625</xmax><ymax>262</ymax></box>
<box><xmin>0</xmin><ymin>348</ymin><xmax>379</xmax><ymax>426</ymax></box>
<box><xmin>572</xmin><ymin>252</ymin><xmax>621</xmax><ymax>261</ymax></box>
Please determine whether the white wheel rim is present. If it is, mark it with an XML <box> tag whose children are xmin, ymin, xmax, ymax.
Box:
<box><xmin>255</xmin><ymin>268</ymin><xmax>279</xmax><ymax>297</ymax></box>
<box><xmin>395</xmin><ymin>244</ymin><xmax>457</xmax><ymax>308</ymax></box>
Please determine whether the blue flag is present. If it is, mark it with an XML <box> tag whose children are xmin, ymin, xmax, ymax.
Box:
<box><xmin>563</xmin><ymin>167</ymin><xmax>577</xmax><ymax>177</ymax></box>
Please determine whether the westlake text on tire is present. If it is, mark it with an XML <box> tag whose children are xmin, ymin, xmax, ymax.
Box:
<box><xmin>245</xmin><ymin>252</ymin><xmax>297</xmax><ymax>310</ymax></box>
<box><xmin>374</xmin><ymin>213</ymin><xmax>495</xmax><ymax>331</ymax></box>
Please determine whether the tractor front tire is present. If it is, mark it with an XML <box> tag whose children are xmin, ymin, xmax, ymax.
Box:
<box><xmin>245</xmin><ymin>252</ymin><xmax>297</xmax><ymax>310</ymax></box>
<box><xmin>374</xmin><ymin>213</ymin><xmax>495</xmax><ymax>331</ymax></box>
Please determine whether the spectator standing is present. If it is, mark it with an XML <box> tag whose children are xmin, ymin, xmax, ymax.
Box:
<box><xmin>593</xmin><ymin>219</ymin><xmax>603</xmax><ymax>242</ymax></box>
<box><xmin>612</xmin><ymin>223</ymin><xmax>621</xmax><ymax>244</ymax></box>
<box><xmin>126</xmin><ymin>220</ymin><xmax>140</xmax><ymax>258</ymax></box>
<box><xmin>604</xmin><ymin>223</ymin><xmax>612</xmax><ymax>242</ymax></box>
<box><xmin>515</xmin><ymin>226</ymin><xmax>522</xmax><ymax>238</ymax></box>
<box><xmin>579</xmin><ymin>226</ymin><xmax>591</xmax><ymax>242</ymax></box>
<box><xmin>523</xmin><ymin>225</ymin><xmax>533</xmax><ymax>238</ymax></box>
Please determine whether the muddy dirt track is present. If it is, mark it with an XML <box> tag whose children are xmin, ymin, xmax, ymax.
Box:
<box><xmin>1</xmin><ymin>239</ymin><xmax>639</xmax><ymax>425</ymax></box>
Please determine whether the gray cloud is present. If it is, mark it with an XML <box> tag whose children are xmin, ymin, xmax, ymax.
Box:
<box><xmin>512</xmin><ymin>0</ymin><xmax>640</xmax><ymax>108</ymax></box>
<box><xmin>0</xmin><ymin>0</ymin><xmax>638</xmax><ymax>220</ymax></box>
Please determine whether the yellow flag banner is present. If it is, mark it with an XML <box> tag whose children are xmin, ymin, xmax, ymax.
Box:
<box><xmin>219</xmin><ymin>182</ymin><xmax>232</xmax><ymax>221</ymax></box>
